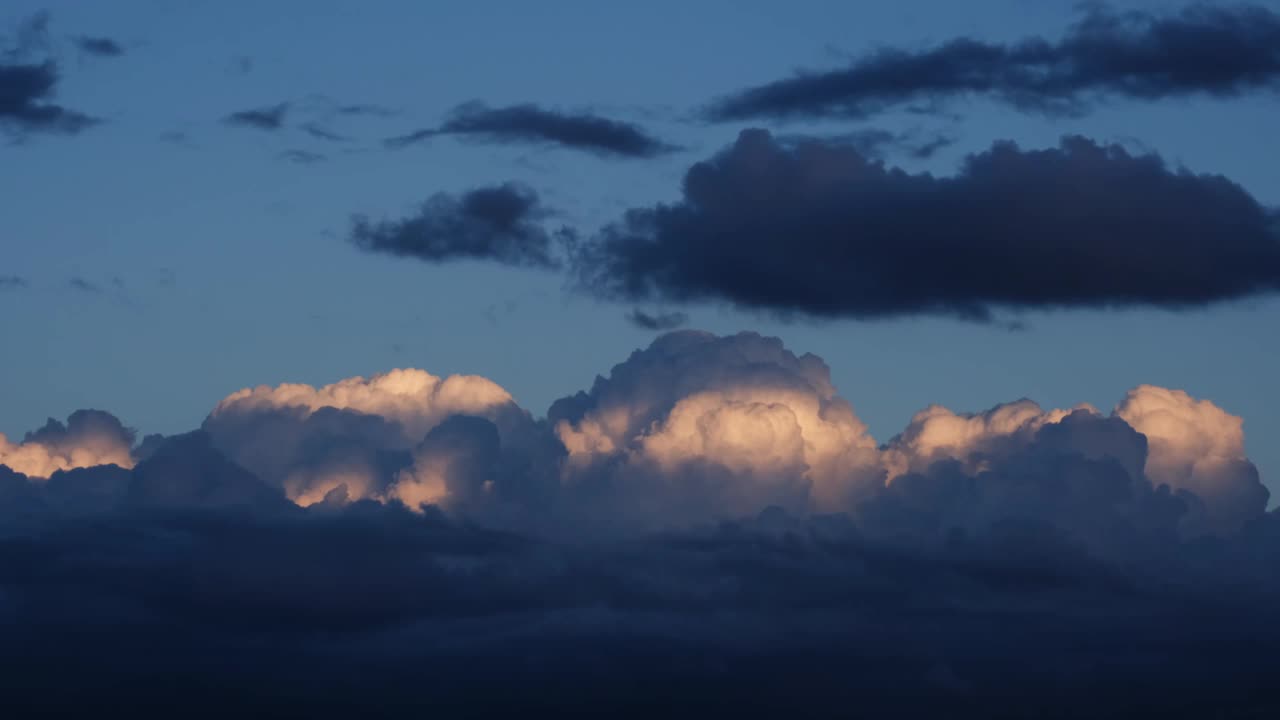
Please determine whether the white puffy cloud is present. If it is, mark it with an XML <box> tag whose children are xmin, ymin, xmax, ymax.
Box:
<box><xmin>212</xmin><ymin>368</ymin><xmax>514</xmax><ymax>442</ymax></box>
<box><xmin>205</xmin><ymin>368</ymin><xmax>540</xmax><ymax>511</ymax></box>
<box><xmin>2</xmin><ymin>332</ymin><xmax>1268</xmax><ymax>540</ymax></box>
<box><xmin>550</xmin><ymin>331</ymin><xmax>883</xmax><ymax>518</ymax></box>
<box><xmin>882</xmin><ymin>400</ymin><xmax>1098</xmax><ymax>479</ymax></box>
<box><xmin>1116</xmin><ymin>385</ymin><xmax>1269</xmax><ymax>532</ymax></box>
<box><xmin>0</xmin><ymin>410</ymin><xmax>135</xmax><ymax>479</ymax></box>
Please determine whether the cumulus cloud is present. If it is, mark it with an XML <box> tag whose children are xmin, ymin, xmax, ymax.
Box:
<box><xmin>386</xmin><ymin>101</ymin><xmax>676</xmax><ymax>158</ymax></box>
<box><xmin>3</xmin><ymin>331</ymin><xmax>1279</xmax><ymax>715</ymax></box>
<box><xmin>550</xmin><ymin>331</ymin><xmax>885</xmax><ymax>522</ymax></box>
<box><xmin>204</xmin><ymin>367</ymin><xmax>521</xmax><ymax>504</ymax></box>
<box><xmin>708</xmin><ymin>4</ymin><xmax>1280</xmax><ymax>121</ymax></box>
<box><xmin>349</xmin><ymin>183</ymin><xmax>568</xmax><ymax>269</ymax></box>
<box><xmin>0</xmin><ymin>409</ymin><xmax>135</xmax><ymax>478</ymax></box>
<box><xmin>1117</xmin><ymin>384</ymin><xmax>1269</xmax><ymax>532</ymax></box>
<box><xmin>573</xmin><ymin>129</ymin><xmax>1280</xmax><ymax>321</ymax></box>
<box><xmin>3</xmin><ymin>332</ymin><xmax>1269</xmax><ymax>537</ymax></box>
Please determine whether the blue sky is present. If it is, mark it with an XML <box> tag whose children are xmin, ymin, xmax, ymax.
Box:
<box><xmin>4</xmin><ymin>0</ymin><xmax>1279</xmax><ymax>493</ymax></box>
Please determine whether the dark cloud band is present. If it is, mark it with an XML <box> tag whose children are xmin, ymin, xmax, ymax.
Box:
<box><xmin>573</xmin><ymin>129</ymin><xmax>1280</xmax><ymax>321</ymax></box>
<box><xmin>708</xmin><ymin>4</ymin><xmax>1280</xmax><ymax>121</ymax></box>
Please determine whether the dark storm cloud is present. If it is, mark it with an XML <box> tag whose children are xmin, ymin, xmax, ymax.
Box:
<box><xmin>222</xmin><ymin>101</ymin><xmax>289</xmax><ymax>131</ymax></box>
<box><xmin>387</xmin><ymin>101</ymin><xmax>676</xmax><ymax>158</ymax></box>
<box><xmin>573</xmin><ymin>129</ymin><xmax>1280</xmax><ymax>321</ymax></box>
<box><xmin>72</xmin><ymin>35</ymin><xmax>124</xmax><ymax>57</ymax></box>
<box><xmin>708</xmin><ymin>4</ymin><xmax>1280</xmax><ymax>121</ymax></box>
<box><xmin>350</xmin><ymin>183</ymin><xmax>566</xmax><ymax>269</ymax></box>
<box><xmin>625</xmin><ymin>308</ymin><xmax>689</xmax><ymax>330</ymax></box>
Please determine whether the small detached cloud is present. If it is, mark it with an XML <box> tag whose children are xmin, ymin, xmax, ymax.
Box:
<box><xmin>625</xmin><ymin>308</ymin><xmax>688</xmax><ymax>331</ymax></box>
<box><xmin>278</xmin><ymin>149</ymin><xmax>326</xmax><ymax>165</ymax></box>
<box><xmin>300</xmin><ymin>122</ymin><xmax>349</xmax><ymax>143</ymax></box>
<box><xmin>72</xmin><ymin>35</ymin><xmax>124</xmax><ymax>58</ymax></box>
<box><xmin>222</xmin><ymin>101</ymin><xmax>289</xmax><ymax>131</ymax></box>
<box><xmin>350</xmin><ymin>183</ymin><xmax>569</xmax><ymax>269</ymax></box>
<box><xmin>387</xmin><ymin>101</ymin><xmax>677</xmax><ymax>158</ymax></box>
<box><xmin>68</xmin><ymin>276</ymin><xmax>103</xmax><ymax>294</ymax></box>
<box><xmin>708</xmin><ymin>3</ymin><xmax>1280</xmax><ymax>121</ymax></box>
<box><xmin>0</xmin><ymin>274</ymin><xmax>27</xmax><ymax>289</ymax></box>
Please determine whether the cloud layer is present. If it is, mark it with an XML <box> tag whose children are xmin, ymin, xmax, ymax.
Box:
<box><xmin>2</xmin><ymin>330</ymin><xmax>1278</xmax><ymax>715</ymax></box>
<box><xmin>708</xmin><ymin>4</ymin><xmax>1280</xmax><ymax>121</ymax></box>
<box><xmin>572</xmin><ymin>130</ymin><xmax>1280</xmax><ymax>320</ymax></box>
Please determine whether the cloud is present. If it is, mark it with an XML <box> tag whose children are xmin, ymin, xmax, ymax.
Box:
<box><xmin>4</xmin><ymin>330</ymin><xmax>1265</xmax><ymax>539</ymax></box>
<box><xmin>0</xmin><ymin>61</ymin><xmax>98</xmax><ymax>137</ymax></box>
<box><xmin>0</xmin><ymin>274</ymin><xmax>27</xmax><ymax>289</ymax></box>
<box><xmin>4</xmin><ymin>331</ymin><xmax>1280</xmax><ymax>714</ymax></box>
<box><xmin>300</xmin><ymin>122</ymin><xmax>349</xmax><ymax>143</ymax></box>
<box><xmin>278</xmin><ymin>148</ymin><xmax>326</xmax><ymax>164</ymax></box>
<box><xmin>708</xmin><ymin>4</ymin><xmax>1280</xmax><ymax>121</ymax></box>
<box><xmin>625</xmin><ymin>308</ymin><xmax>688</xmax><ymax>331</ymax></box>
<box><xmin>1117</xmin><ymin>384</ymin><xmax>1269</xmax><ymax>533</ymax></box>
<box><xmin>386</xmin><ymin>101</ymin><xmax>676</xmax><ymax>158</ymax></box>
<box><xmin>572</xmin><ymin>129</ymin><xmax>1280</xmax><ymax>321</ymax></box>
<box><xmin>1</xmin><ymin>13</ymin><xmax>99</xmax><ymax>137</ymax></box>
<box><xmin>204</xmin><ymin>367</ymin><xmax>526</xmax><ymax>507</ymax></box>
<box><xmin>68</xmin><ymin>276</ymin><xmax>103</xmax><ymax>293</ymax></box>
<box><xmin>72</xmin><ymin>35</ymin><xmax>124</xmax><ymax>58</ymax></box>
<box><xmin>0</xmin><ymin>409</ymin><xmax>135</xmax><ymax>478</ymax></box>
<box><xmin>549</xmin><ymin>331</ymin><xmax>884</xmax><ymax>523</ymax></box>
<box><xmin>350</xmin><ymin>183</ymin><xmax>569</xmax><ymax>269</ymax></box>
<box><xmin>780</xmin><ymin>128</ymin><xmax>957</xmax><ymax>160</ymax></box>
<box><xmin>222</xmin><ymin>102</ymin><xmax>289</xmax><ymax>131</ymax></box>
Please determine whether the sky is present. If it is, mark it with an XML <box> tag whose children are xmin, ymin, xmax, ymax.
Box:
<box><xmin>4</xmin><ymin>2</ymin><xmax>1280</xmax><ymax>715</ymax></box>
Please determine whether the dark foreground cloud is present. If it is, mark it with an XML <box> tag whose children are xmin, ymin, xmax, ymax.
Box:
<box><xmin>625</xmin><ymin>308</ymin><xmax>689</xmax><ymax>330</ymax></box>
<box><xmin>573</xmin><ymin>129</ymin><xmax>1280</xmax><ymax>321</ymax></box>
<box><xmin>1</xmin><ymin>330</ymin><xmax>1279</xmax><ymax>716</ymax></box>
<box><xmin>73</xmin><ymin>35</ymin><xmax>124</xmax><ymax>58</ymax></box>
<box><xmin>222</xmin><ymin>101</ymin><xmax>289</xmax><ymax>131</ymax></box>
<box><xmin>350</xmin><ymin>183</ymin><xmax>567</xmax><ymax>268</ymax></box>
<box><xmin>709</xmin><ymin>4</ymin><xmax>1280</xmax><ymax>121</ymax></box>
<box><xmin>387</xmin><ymin>101</ymin><xmax>676</xmax><ymax>158</ymax></box>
